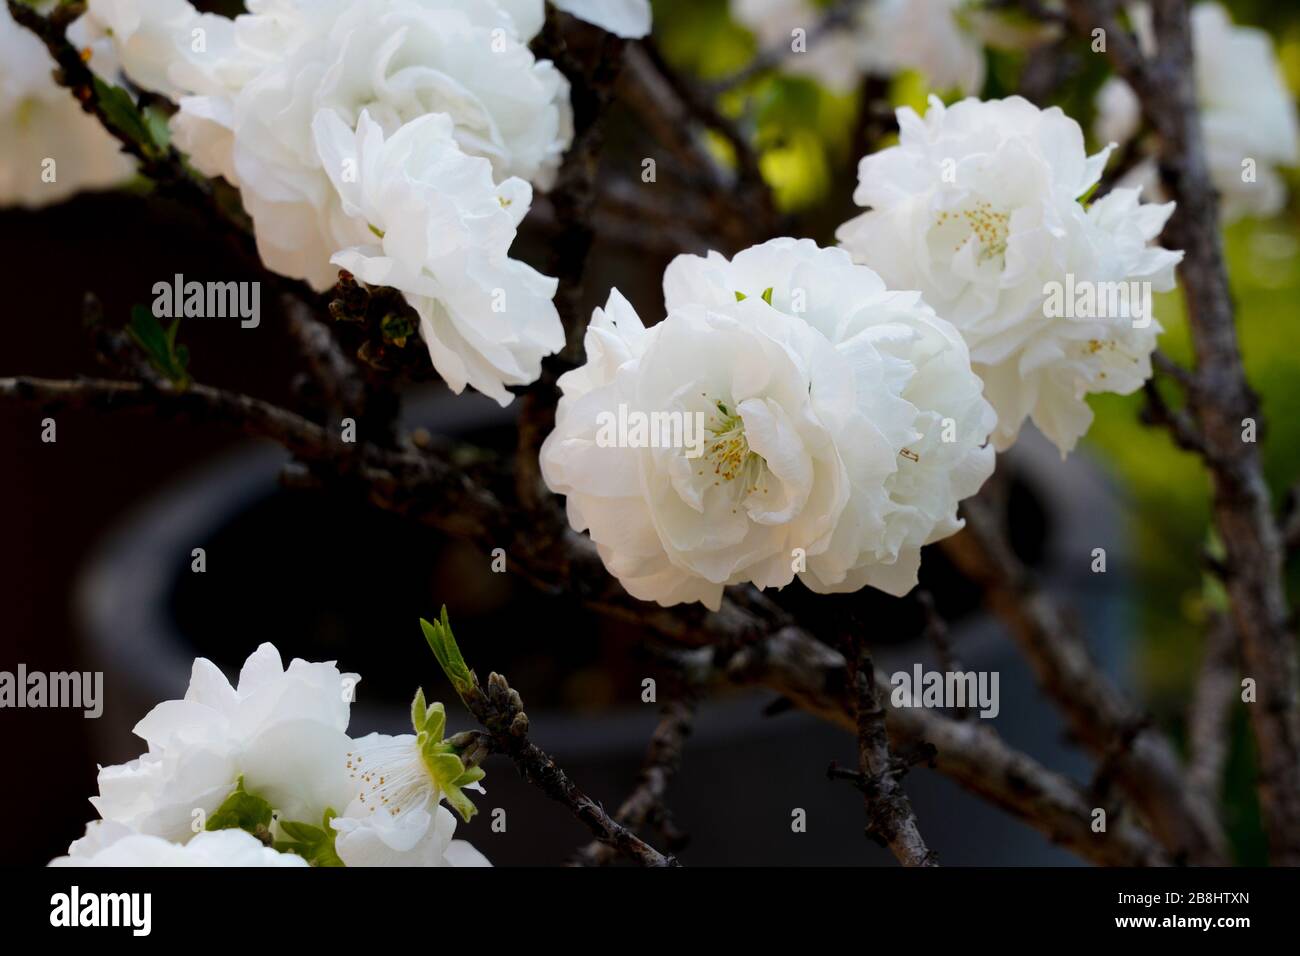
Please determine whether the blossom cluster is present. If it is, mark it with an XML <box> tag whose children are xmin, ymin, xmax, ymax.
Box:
<box><xmin>9</xmin><ymin>1</ymin><xmax>1284</xmax><ymax>614</ymax></box>
<box><xmin>52</xmin><ymin>644</ymin><xmax>489</xmax><ymax>867</ymax></box>
<box><xmin>64</xmin><ymin>0</ymin><xmax>647</xmax><ymax>405</ymax></box>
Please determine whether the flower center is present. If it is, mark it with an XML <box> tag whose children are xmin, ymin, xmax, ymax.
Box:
<box><xmin>699</xmin><ymin>400</ymin><xmax>767</xmax><ymax>497</ymax></box>
<box><xmin>347</xmin><ymin>739</ymin><xmax>434</xmax><ymax>820</ymax></box>
<box><xmin>936</xmin><ymin>200</ymin><xmax>1011</xmax><ymax>263</ymax></box>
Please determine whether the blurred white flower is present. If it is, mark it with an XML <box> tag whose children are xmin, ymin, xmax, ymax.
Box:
<box><xmin>91</xmin><ymin>644</ymin><xmax>359</xmax><ymax>844</ymax></box>
<box><xmin>0</xmin><ymin>2</ymin><xmax>133</xmax><ymax>207</ymax></box>
<box><xmin>314</xmin><ymin>109</ymin><xmax>563</xmax><ymax>405</ymax></box>
<box><xmin>857</xmin><ymin>0</ymin><xmax>987</xmax><ymax>96</ymax></box>
<box><xmin>67</xmin><ymin>0</ymin><xmax>253</xmax><ymax>102</ymax></box>
<box><xmin>540</xmin><ymin>238</ymin><xmax>994</xmax><ymax>609</ymax></box>
<box><xmin>838</xmin><ymin>95</ymin><xmax>1183</xmax><ymax>454</ymax></box>
<box><xmin>1093</xmin><ymin>2</ymin><xmax>1299</xmax><ymax>223</ymax></box>
<box><xmin>73</xmin><ymin>0</ymin><xmax>573</xmax><ymax>290</ymax></box>
<box><xmin>50</xmin><ymin>822</ymin><xmax>308</xmax><ymax>867</ymax></box>
<box><xmin>730</xmin><ymin>0</ymin><xmax>863</xmax><ymax>93</ymax></box>
<box><xmin>331</xmin><ymin>732</ymin><xmax>489</xmax><ymax>867</ymax></box>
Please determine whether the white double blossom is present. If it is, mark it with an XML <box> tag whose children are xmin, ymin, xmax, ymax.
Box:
<box><xmin>90</xmin><ymin>644</ymin><xmax>359</xmax><ymax>844</ymax></box>
<box><xmin>0</xmin><ymin>3</ymin><xmax>133</xmax><ymax>207</ymax></box>
<box><xmin>540</xmin><ymin>238</ymin><xmax>995</xmax><ymax>609</ymax></box>
<box><xmin>1094</xmin><ymin>2</ymin><xmax>1299</xmax><ymax>223</ymax></box>
<box><xmin>314</xmin><ymin>109</ymin><xmax>563</xmax><ymax>405</ymax></box>
<box><xmin>51</xmin><ymin>821</ymin><xmax>307</xmax><ymax>867</ymax></box>
<box><xmin>72</xmin><ymin>0</ymin><xmax>574</xmax><ymax>290</ymax></box>
<box><xmin>838</xmin><ymin>95</ymin><xmax>1183</xmax><ymax>454</ymax></box>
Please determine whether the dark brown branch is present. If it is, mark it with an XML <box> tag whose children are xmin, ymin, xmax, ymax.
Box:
<box><xmin>461</xmin><ymin>670</ymin><xmax>678</xmax><ymax>867</ymax></box>
<box><xmin>943</xmin><ymin>493</ymin><xmax>1227</xmax><ymax>864</ymax></box>
<box><xmin>572</xmin><ymin>698</ymin><xmax>695</xmax><ymax>866</ymax></box>
<box><xmin>1065</xmin><ymin>0</ymin><xmax>1300</xmax><ymax>865</ymax></box>
<box><xmin>673</xmin><ymin>629</ymin><xmax>1168</xmax><ymax>866</ymax></box>
<box><xmin>1188</xmin><ymin>610</ymin><xmax>1237</xmax><ymax>807</ymax></box>
<box><xmin>841</xmin><ymin>629</ymin><xmax>939</xmax><ymax>866</ymax></box>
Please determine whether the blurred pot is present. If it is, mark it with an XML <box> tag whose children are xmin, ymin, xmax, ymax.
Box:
<box><xmin>77</xmin><ymin>388</ymin><xmax>1133</xmax><ymax>865</ymax></box>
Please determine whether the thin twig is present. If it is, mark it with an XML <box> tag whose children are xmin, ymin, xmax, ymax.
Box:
<box><xmin>943</xmin><ymin>492</ymin><xmax>1227</xmax><ymax>864</ymax></box>
<box><xmin>572</xmin><ymin>698</ymin><xmax>695</xmax><ymax>866</ymax></box>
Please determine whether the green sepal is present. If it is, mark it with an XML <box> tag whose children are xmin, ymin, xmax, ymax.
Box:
<box><xmin>128</xmin><ymin>305</ymin><xmax>190</xmax><ymax>388</ymax></box>
<box><xmin>92</xmin><ymin>77</ymin><xmax>166</xmax><ymax>161</ymax></box>
<box><xmin>205</xmin><ymin>776</ymin><xmax>273</xmax><ymax>834</ymax></box>
<box><xmin>275</xmin><ymin>808</ymin><xmax>345</xmax><ymax>867</ymax></box>
<box><xmin>761</xmin><ymin>287</ymin><xmax>774</xmax><ymax>305</ymax></box>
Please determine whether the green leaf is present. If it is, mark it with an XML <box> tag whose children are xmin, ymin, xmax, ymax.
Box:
<box><xmin>206</xmin><ymin>776</ymin><xmax>273</xmax><ymax>833</ymax></box>
<box><xmin>276</xmin><ymin>809</ymin><xmax>345</xmax><ymax>867</ymax></box>
<box><xmin>734</xmin><ymin>290</ymin><xmax>747</xmax><ymax>302</ymax></box>
<box><xmin>761</xmin><ymin>287</ymin><xmax>773</xmax><ymax>305</ymax></box>
<box><xmin>128</xmin><ymin>305</ymin><xmax>191</xmax><ymax>388</ymax></box>
<box><xmin>92</xmin><ymin>78</ymin><xmax>164</xmax><ymax>161</ymax></box>
<box><xmin>420</xmin><ymin>607</ymin><xmax>475</xmax><ymax>701</ymax></box>
<box><xmin>410</xmin><ymin>687</ymin><xmax>428</xmax><ymax>733</ymax></box>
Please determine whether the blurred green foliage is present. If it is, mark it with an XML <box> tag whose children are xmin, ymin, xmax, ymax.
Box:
<box><xmin>654</xmin><ymin>0</ymin><xmax>1300</xmax><ymax>863</ymax></box>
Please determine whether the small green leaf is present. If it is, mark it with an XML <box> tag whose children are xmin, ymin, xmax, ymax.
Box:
<box><xmin>761</xmin><ymin>287</ymin><xmax>773</xmax><ymax>305</ymax></box>
<box><xmin>128</xmin><ymin>305</ymin><xmax>190</xmax><ymax>388</ymax></box>
<box><xmin>420</xmin><ymin>607</ymin><xmax>475</xmax><ymax>701</ymax></box>
<box><xmin>206</xmin><ymin>776</ymin><xmax>273</xmax><ymax>833</ymax></box>
<box><xmin>734</xmin><ymin>290</ymin><xmax>747</xmax><ymax>301</ymax></box>
<box><xmin>411</xmin><ymin>687</ymin><xmax>428</xmax><ymax>733</ymax></box>
<box><xmin>92</xmin><ymin>78</ymin><xmax>164</xmax><ymax>160</ymax></box>
<box><xmin>276</xmin><ymin>809</ymin><xmax>345</xmax><ymax>867</ymax></box>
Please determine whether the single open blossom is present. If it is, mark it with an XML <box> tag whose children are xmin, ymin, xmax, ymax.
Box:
<box><xmin>313</xmin><ymin>109</ymin><xmax>563</xmax><ymax>405</ymax></box>
<box><xmin>90</xmin><ymin>644</ymin><xmax>359</xmax><ymax>844</ymax></box>
<box><xmin>0</xmin><ymin>3</ymin><xmax>133</xmax><ymax>207</ymax></box>
<box><xmin>837</xmin><ymin>95</ymin><xmax>1183</xmax><ymax>454</ymax></box>
<box><xmin>74</xmin><ymin>0</ymin><xmax>573</xmax><ymax>290</ymax></box>
<box><xmin>331</xmin><ymin>694</ymin><xmax>490</xmax><ymax>867</ymax></box>
<box><xmin>540</xmin><ymin>238</ymin><xmax>995</xmax><ymax>609</ymax></box>
<box><xmin>1093</xmin><ymin>3</ymin><xmax>1299</xmax><ymax>223</ymax></box>
<box><xmin>50</xmin><ymin>821</ymin><xmax>308</xmax><ymax>867</ymax></box>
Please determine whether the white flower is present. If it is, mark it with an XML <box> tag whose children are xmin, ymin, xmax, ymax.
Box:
<box><xmin>1093</xmin><ymin>3</ymin><xmax>1298</xmax><ymax>223</ymax></box>
<box><xmin>91</xmin><ymin>644</ymin><xmax>359</xmax><ymax>844</ymax></box>
<box><xmin>730</xmin><ymin>0</ymin><xmax>863</xmax><ymax>93</ymax></box>
<box><xmin>75</xmin><ymin>0</ymin><xmax>573</xmax><ymax>290</ymax></box>
<box><xmin>50</xmin><ymin>821</ymin><xmax>308</xmax><ymax>867</ymax></box>
<box><xmin>837</xmin><ymin>95</ymin><xmax>1183</xmax><ymax>454</ymax></box>
<box><xmin>551</xmin><ymin>0</ymin><xmax>651</xmax><ymax>38</ymax></box>
<box><xmin>313</xmin><ymin>109</ymin><xmax>563</xmax><ymax>405</ymax></box>
<box><xmin>540</xmin><ymin>238</ymin><xmax>995</xmax><ymax>609</ymax></box>
<box><xmin>857</xmin><ymin>0</ymin><xmax>987</xmax><ymax>96</ymax></box>
<box><xmin>0</xmin><ymin>3</ymin><xmax>133</xmax><ymax>207</ymax></box>
<box><xmin>67</xmin><ymin>0</ymin><xmax>253</xmax><ymax>103</ymax></box>
<box><xmin>332</xmin><ymin>730</ymin><xmax>489</xmax><ymax>867</ymax></box>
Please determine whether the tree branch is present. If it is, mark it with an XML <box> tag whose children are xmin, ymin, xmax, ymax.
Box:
<box><xmin>943</xmin><ymin>493</ymin><xmax>1227</xmax><ymax>864</ymax></box>
<box><xmin>1065</xmin><ymin>0</ymin><xmax>1300</xmax><ymax>864</ymax></box>
<box><xmin>572</xmin><ymin>698</ymin><xmax>695</xmax><ymax>866</ymax></box>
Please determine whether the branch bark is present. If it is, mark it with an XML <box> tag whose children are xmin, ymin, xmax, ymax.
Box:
<box><xmin>943</xmin><ymin>494</ymin><xmax>1227</xmax><ymax>864</ymax></box>
<box><xmin>1065</xmin><ymin>0</ymin><xmax>1300</xmax><ymax>865</ymax></box>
